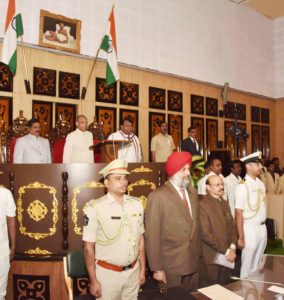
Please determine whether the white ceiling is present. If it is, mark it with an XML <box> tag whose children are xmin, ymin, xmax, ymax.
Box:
<box><xmin>230</xmin><ymin>0</ymin><xmax>284</xmax><ymax>19</ymax></box>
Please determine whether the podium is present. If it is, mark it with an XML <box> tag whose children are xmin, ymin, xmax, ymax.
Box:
<box><xmin>90</xmin><ymin>140</ymin><xmax>130</xmax><ymax>162</ymax></box>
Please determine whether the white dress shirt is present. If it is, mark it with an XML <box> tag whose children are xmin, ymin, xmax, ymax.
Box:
<box><xmin>13</xmin><ymin>134</ymin><xmax>51</xmax><ymax>163</ymax></box>
<box><xmin>224</xmin><ymin>173</ymin><xmax>242</xmax><ymax>218</ymax></box>
<box><xmin>63</xmin><ymin>129</ymin><xmax>94</xmax><ymax>163</ymax></box>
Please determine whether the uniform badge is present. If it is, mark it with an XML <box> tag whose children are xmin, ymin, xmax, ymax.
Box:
<box><xmin>83</xmin><ymin>215</ymin><xmax>89</xmax><ymax>226</ymax></box>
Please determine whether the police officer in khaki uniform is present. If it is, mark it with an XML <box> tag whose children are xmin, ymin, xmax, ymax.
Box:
<box><xmin>235</xmin><ymin>151</ymin><xmax>267</xmax><ymax>279</ymax></box>
<box><xmin>83</xmin><ymin>159</ymin><xmax>146</xmax><ymax>300</ymax></box>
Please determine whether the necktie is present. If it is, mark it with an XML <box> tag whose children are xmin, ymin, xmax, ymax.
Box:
<box><xmin>179</xmin><ymin>188</ymin><xmax>192</xmax><ymax>217</ymax></box>
<box><xmin>194</xmin><ymin>139</ymin><xmax>198</xmax><ymax>150</ymax></box>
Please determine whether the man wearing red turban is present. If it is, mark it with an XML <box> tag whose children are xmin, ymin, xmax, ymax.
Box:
<box><xmin>145</xmin><ymin>151</ymin><xmax>200</xmax><ymax>292</ymax></box>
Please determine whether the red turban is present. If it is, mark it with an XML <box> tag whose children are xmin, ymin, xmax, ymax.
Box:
<box><xmin>165</xmin><ymin>151</ymin><xmax>192</xmax><ymax>177</ymax></box>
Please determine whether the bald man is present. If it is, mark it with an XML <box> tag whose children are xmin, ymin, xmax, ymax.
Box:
<box><xmin>63</xmin><ymin>115</ymin><xmax>94</xmax><ymax>163</ymax></box>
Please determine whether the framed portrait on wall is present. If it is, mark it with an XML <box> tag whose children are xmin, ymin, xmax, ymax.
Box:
<box><xmin>55</xmin><ymin>103</ymin><xmax>77</xmax><ymax>130</ymax></box>
<box><xmin>39</xmin><ymin>10</ymin><xmax>81</xmax><ymax>54</ymax></box>
<box><xmin>168</xmin><ymin>114</ymin><xmax>183</xmax><ymax>150</ymax></box>
<box><xmin>32</xmin><ymin>100</ymin><xmax>53</xmax><ymax>137</ymax></box>
<box><xmin>190</xmin><ymin>117</ymin><xmax>204</xmax><ymax>154</ymax></box>
<box><xmin>0</xmin><ymin>96</ymin><xmax>12</xmax><ymax>129</ymax></box>
<box><xmin>206</xmin><ymin>119</ymin><xmax>218</xmax><ymax>150</ymax></box>
<box><xmin>96</xmin><ymin>106</ymin><xmax>117</xmax><ymax>137</ymax></box>
<box><xmin>119</xmin><ymin>109</ymin><xmax>138</xmax><ymax>136</ymax></box>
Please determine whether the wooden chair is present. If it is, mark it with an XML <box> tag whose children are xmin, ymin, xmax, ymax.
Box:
<box><xmin>49</xmin><ymin>113</ymin><xmax>72</xmax><ymax>163</ymax></box>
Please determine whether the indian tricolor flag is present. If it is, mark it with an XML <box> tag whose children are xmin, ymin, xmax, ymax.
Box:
<box><xmin>100</xmin><ymin>6</ymin><xmax>120</xmax><ymax>86</ymax></box>
<box><xmin>1</xmin><ymin>0</ymin><xmax>23</xmax><ymax>75</ymax></box>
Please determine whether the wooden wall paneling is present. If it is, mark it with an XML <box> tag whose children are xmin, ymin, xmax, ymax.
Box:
<box><xmin>33</xmin><ymin>67</ymin><xmax>56</xmax><ymax>96</ymax></box>
<box><xmin>168</xmin><ymin>90</ymin><xmax>183</xmax><ymax>112</ymax></box>
<box><xmin>0</xmin><ymin>96</ymin><xmax>12</xmax><ymax>129</ymax></box>
<box><xmin>191</xmin><ymin>117</ymin><xmax>204</xmax><ymax>154</ymax></box>
<box><xmin>55</xmin><ymin>103</ymin><xmax>77</xmax><ymax>130</ymax></box>
<box><xmin>251</xmin><ymin>124</ymin><xmax>261</xmax><ymax>153</ymax></box>
<box><xmin>149</xmin><ymin>87</ymin><xmax>166</xmax><ymax>110</ymax></box>
<box><xmin>0</xmin><ymin>62</ymin><xmax>13</xmax><ymax>92</ymax></box>
<box><xmin>96</xmin><ymin>78</ymin><xmax>117</xmax><ymax>104</ymax></box>
<box><xmin>261</xmin><ymin>125</ymin><xmax>270</xmax><ymax>159</ymax></box>
<box><xmin>96</xmin><ymin>106</ymin><xmax>117</xmax><ymax>136</ymax></box>
<box><xmin>206</xmin><ymin>118</ymin><xmax>218</xmax><ymax>150</ymax></box>
<box><xmin>149</xmin><ymin>112</ymin><xmax>165</xmax><ymax>159</ymax></box>
<box><xmin>168</xmin><ymin>114</ymin><xmax>183</xmax><ymax>149</ymax></box>
<box><xmin>191</xmin><ymin>95</ymin><xmax>204</xmax><ymax>115</ymax></box>
<box><xmin>32</xmin><ymin>100</ymin><xmax>53</xmax><ymax>137</ymax></box>
<box><xmin>119</xmin><ymin>82</ymin><xmax>139</xmax><ymax>106</ymax></box>
<box><xmin>119</xmin><ymin>108</ymin><xmax>139</xmax><ymax>136</ymax></box>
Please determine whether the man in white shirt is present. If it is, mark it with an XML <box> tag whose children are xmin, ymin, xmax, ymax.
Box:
<box><xmin>224</xmin><ymin>160</ymin><xmax>242</xmax><ymax>217</ymax></box>
<box><xmin>181</xmin><ymin>126</ymin><xmax>201</xmax><ymax>156</ymax></box>
<box><xmin>108</xmin><ymin>117</ymin><xmax>142</xmax><ymax>163</ymax></box>
<box><xmin>63</xmin><ymin>115</ymin><xmax>94</xmax><ymax>163</ymax></box>
<box><xmin>197</xmin><ymin>158</ymin><xmax>227</xmax><ymax>199</ymax></box>
<box><xmin>235</xmin><ymin>151</ymin><xmax>267</xmax><ymax>278</ymax></box>
<box><xmin>151</xmin><ymin>122</ymin><xmax>175</xmax><ymax>162</ymax></box>
<box><xmin>0</xmin><ymin>187</ymin><xmax>16</xmax><ymax>300</ymax></box>
<box><xmin>14</xmin><ymin>119</ymin><xmax>52</xmax><ymax>163</ymax></box>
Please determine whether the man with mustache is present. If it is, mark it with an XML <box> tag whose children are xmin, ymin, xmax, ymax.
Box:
<box><xmin>199</xmin><ymin>175</ymin><xmax>237</xmax><ymax>287</ymax></box>
<box><xmin>145</xmin><ymin>152</ymin><xmax>200</xmax><ymax>292</ymax></box>
<box><xmin>13</xmin><ymin>118</ymin><xmax>51</xmax><ymax>163</ymax></box>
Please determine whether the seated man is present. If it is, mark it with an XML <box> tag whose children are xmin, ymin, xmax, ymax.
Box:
<box><xmin>199</xmin><ymin>175</ymin><xmax>237</xmax><ymax>287</ymax></box>
<box><xmin>45</xmin><ymin>22</ymin><xmax>68</xmax><ymax>43</ymax></box>
<box><xmin>13</xmin><ymin>118</ymin><xmax>51</xmax><ymax>163</ymax></box>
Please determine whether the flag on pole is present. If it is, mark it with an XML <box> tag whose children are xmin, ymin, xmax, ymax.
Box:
<box><xmin>1</xmin><ymin>0</ymin><xmax>24</xmax><ymax>75</ymax></box>
<box><xmin>100</xmin><ymin>6</ymin><xmax>120</xmax><ymax>86</ymax></box>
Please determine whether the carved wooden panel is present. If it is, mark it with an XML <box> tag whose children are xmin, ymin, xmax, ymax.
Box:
<box><xmin>191</xmin><ymin>94</ymin><xmax>204</xmax><ymax>115</ymax></box>
<box><xmin>236</xmin><ymin>103</ymin><xmax>246</xmax><ymax>121</ymax></box>
<box><xmin>119</xmin><ymin>109</ymin><xmax>138</xmax><ymax>136</ymax></box>
<box><xmin>59</xmin><ymin>71</ymin><xmax>80</xmax><ymax>99</ymax></box>
<box><xmin>206</xmin><ymin>97</ymin><xmax>218</xmax><ymax>117</ymax></box>
<box><xmin>96</xmin><ymin>106</ymin><xmax>117</xmax><ymax>136</ymax></box>
<box><xmin>225</xmin><ymin>121</ymin><xmax>247</xmax><ymax>157</ymax></box>
<box><xmin>55</xmin><ymin>103</ymin><xmax>76</xmax><ymax>130</ymax></box>
<box><xmin>224</xmin><ymin>102</ymin><xmax>235</xmax><ymax>119</ymax></box>
<box><xmin>191</xmin><ymin>117</ymin><xmax>204</xmax><ymax>153</ymax></box>
<box><xmin>251</xmin><ymin>124</ymin><xmax>261</xmax><ymax>153</ymax></box>
<box><xmin>206</xmin><ymin>119</ymin><xmax>218</xmax><ymax>150</ymax></box>
<box><xmin>32</xmin><ymin>101</ymin><xmax>53</xmax><ymax>137</ymax></box>
<box><xmin>251</xmin><ymin>106</ymin><xmax>260</xmax><ymax>122</ymax></box>
<box><xmin>96</xmin><ymin>77</ymin><xmax>117</xmax><ymax>104</ymax></box>
<box><xmin>168</xmin><ymin>90</ymin><xmax>183</xmax><ymax>112</ymax></box>
<box><xmin>168</xmin><ymin>114</ymin><xmax>183</xmax><ymax>149</ymax></box>
<box><xmin>261</xmin><ymin>108</ymin><xmax>270</xmax><ymax>124</ymax></box>
<box><xmin>33</xmin><ymin>67</ymin><xmax>56</xmax><ymax>96</ymax></box>
<box><xmin>0</xmin><ymin>96</ymin><xmax>12</xmax><ymax>129</ymax></box>
<box><xmin>149</xmin><ymin>112</ymin><xmax>166</xmax><ymax>155</ymax></box>
<box><xmin>261</xmin><ymin>126</ymin><xmax>270</xmax><ymax>159</ymax></box>
<box><xmin>0</xmin><ymin>62</ymin><xmax>13</xmax><ymax>92</ymax></box>
<box><xmin>149</xmin><ymin>87</ymin><xmax>166</xmax><ymax>110</ymax></box>
<box><xmin>119</xmin><ymin>82</ymin><xmax>139</xmax><ymax>106</ymax></box>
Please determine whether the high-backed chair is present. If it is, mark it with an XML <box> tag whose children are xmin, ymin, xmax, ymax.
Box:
<box><xmin>5</xmin><ymin>110</ymin><xmax>29</xmax><ymax>163</ymax></box>
<box><xmin>87</xmin><ymin>117</ymin><xmax>105</xmax><ymax>163</ymax></box>
<box><xmin>49</xmin><ymin>114</ymin><xmax>72</xmax><ymax>163</ymax></box>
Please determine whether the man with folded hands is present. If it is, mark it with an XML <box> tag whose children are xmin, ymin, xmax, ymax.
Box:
<box><xmin>83</xmin><ymin>159</ymin><xmax>145</xmax><ymax>299</ymax></box>
<box><xmin>199</xmin><ymin>175</ymin><xmax>237</xmax><ymax>288</ymax></box>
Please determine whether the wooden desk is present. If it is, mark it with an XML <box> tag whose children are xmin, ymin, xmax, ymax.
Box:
<box><xmin>192</xmin><ymin>255</ymin><xmax>284</xmax><ymax>299</ymax></box>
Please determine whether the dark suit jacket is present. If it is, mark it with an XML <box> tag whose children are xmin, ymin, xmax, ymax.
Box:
<box><xmin>181</xmin><ymin>138</ymin><xmax>201</xmax><ymax>156</ymax></box>
<box><xmin>199</xmin><ymin>194</ymin><xmax>237</xmax><ymax>264</ymax></box>
<box><xmin>145</xmin><ymin>181</ymin><xmax>200</xmax><ymax>276</ymax></box>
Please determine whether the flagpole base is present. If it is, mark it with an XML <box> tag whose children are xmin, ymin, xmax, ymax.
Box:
<box><xmin>81</xmin><ymin>87</ymin><xmax>87</xmax><ymax>100</ymax></box>
<box><xmin>24</xmin><ymin>80</ymin><xmax>31</xmax><ymax>94</ymax></box>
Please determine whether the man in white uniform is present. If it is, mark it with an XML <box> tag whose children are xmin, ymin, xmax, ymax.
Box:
<box><xmin>197</xmin><ymin>158</ymin><xmax>227</xmax><ymax>200</ymax></box>
<box><xmin>14</xmin><ymin>119</ymin><xmax>52</xmax><ymax>163</ymax></box>
<box><xmin>108</xmin><ymin>117</ymin><xmax>142</xmax><ymax>163</ymax></box>
<box><xmin>0</xmin><ymin>187</ymin><xmax>16</xmax><ymax>300</ymax></box>
<box><xmin>63</xmin><ymin>115</ymin><xmax>94</xmax><ymax>163</ymax></box>
<box><xmin>235</xmin><ymin>151</ymin><xmax>267</xmax><ymax>279</ymax></box>
<box><xmin>224</xmin><ymin>159</ymin><xmax>242</xmax><ymax>217</ymax></box>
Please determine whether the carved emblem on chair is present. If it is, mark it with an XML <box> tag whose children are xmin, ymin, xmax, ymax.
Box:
<box><xmin>87</xmin><ymin>116</ymin><xmax>105</xmax><ymax>140</ymax></box>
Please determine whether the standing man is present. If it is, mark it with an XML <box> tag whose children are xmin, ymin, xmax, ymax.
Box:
<box><xmin>145</xmin><ymin>152</ymin><xmax>200</xmax><ymax>292</ymax></box>
<box><xmin>108</xmin><ymin>117</ymin><xmax>142</xmax><ymax>163</ymax></box>
<box><xmin>271</xmin><ymin>157</ymin><xmax>282</xmax><ymax>176</ymax></box>
<box><xmin>83</xmin><ymin>159</ymin><xmax>145</xmax><ymax>299</ymax></box>
<box><xmin>63</xmin><ymin>115</ymin><xmax>94</xmax><ymax>163</ymax></box>
<box><xmin>197</xmin><ymin>158</ymin><xmax>227</xmax><ymax>200</ymax></box>
<box><xmin>151</xmin><ymin>122</ymin><xmax>175</xmax><ymax>162</ymax></box>
<box><xmin>260</xmin><ymin>161</ymin><xmax>280</xmax><ymax>194</ymax></box>
<box><xmin>199</xmin><ymin>175</ymin><xmax>237</xmax><ymax>287</ymax></box>
<box><xmin>224</xmin><ymin>160</ymin><xmax>242</xmax><ymax>217</ymax></box>
<box><xmin>0</xmin><ymin>187</ymin><xmax>16</xmax><ymax>300</ymax></box>
<box><xmin>14</xmin><ymin>118</ymin><xmax>52</xmax><ymax>163</ymax></box>
<box><xmin>235</xmin><ymin>151</ymin><xmax>267</xmax><ymax>278</ymax></box>
<box><xmin>181</xmin><ymin>126</ymin><xmax>201</xmax><ymax>156</ymax></box>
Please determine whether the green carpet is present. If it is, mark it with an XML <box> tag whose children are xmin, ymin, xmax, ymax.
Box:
<box><xmin>265</xmin><ymin>239</ymin><xmax>284</xmax><ymax>255</ymax></box>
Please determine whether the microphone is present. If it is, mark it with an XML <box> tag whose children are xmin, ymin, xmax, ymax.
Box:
<box><xmin>230</xmin><ymin>276</ymin><xmax>284</xmax><ymax>287</ymax></box>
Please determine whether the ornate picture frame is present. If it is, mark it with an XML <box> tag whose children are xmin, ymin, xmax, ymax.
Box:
<box><xmin>168</xmin><ymin>90</ymin><xmax>183</xmax><ymax>112</ymax></box>
<box><xmin>39</xmin><ymin>10</ymin><xmax>81</xmax><ymax>54</ymax></box>
<box><xmin>119</xmin><ymin>109</ymin><xmax>139</xmax><ymax>136</ymax></box>
<box><xmin>32</xmin><ymin>100</ymin><xmax>53</xmax><ymax>137</ymax></box>
<box><xmin>168</xmin><ymin>114</ymin><xmax>183</xmax><ymax>149</ymax></box>
<box><xmin>95</xmin><ymin>106</ymin><xmax>117</xmax><ymax>137</ymax></box>
<box><xmin>191</xmin><ymin>94</ymin><xmax>204</xmax><ymax>115</ymax></box>
<box><xmin>205</xmin><ymin>97</ymin><xmax>218</xmax><ymax>117</ymax></box>
<box><xmin>59</xmin><ymin>71</ymin><xmax>80</xmax><ymax>99</ymax></box>
<box><xmin>119</xmin><ymin>82</ymin><xmax>139</xmax><ymax>106</ymax></box>
<box><xmin>55</xmin><ymin>103</ymin><xmax>77</xmax><ymax>130</ymax></box>
<box><xmin>149</xmin><ymin>87</ymin><xmax>166</xmax><ymax>110</ymax></box>
<box><xmin>33</xmin><ymin>67</ymin><xmax>56</xmax><ymax>96</ymax></box>
<box><xmin>96</xmin><ymin>78</ymin><xmax>117</xmax><ymax>104</ymax></box>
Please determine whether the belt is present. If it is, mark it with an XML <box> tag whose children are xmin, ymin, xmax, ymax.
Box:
<box><xmin>97</xmin><ymin>258</ymin><xmax>138</xmax><ymax>272</ymax></box>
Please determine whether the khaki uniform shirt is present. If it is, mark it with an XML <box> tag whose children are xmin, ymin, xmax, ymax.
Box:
<box><xmin>260</xmin><ymin>172</ymin><xmax>280</xmax><ymax>194</ymax></box>
<box><xmin>83</xmin><ymin>193</ymin><xmax>144</xmax><ymax>266</ymax></box>
<box><xmin>151</xmin><ymin>133</ymin><xmax>175</xmax><ymax>162</ymax></box>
